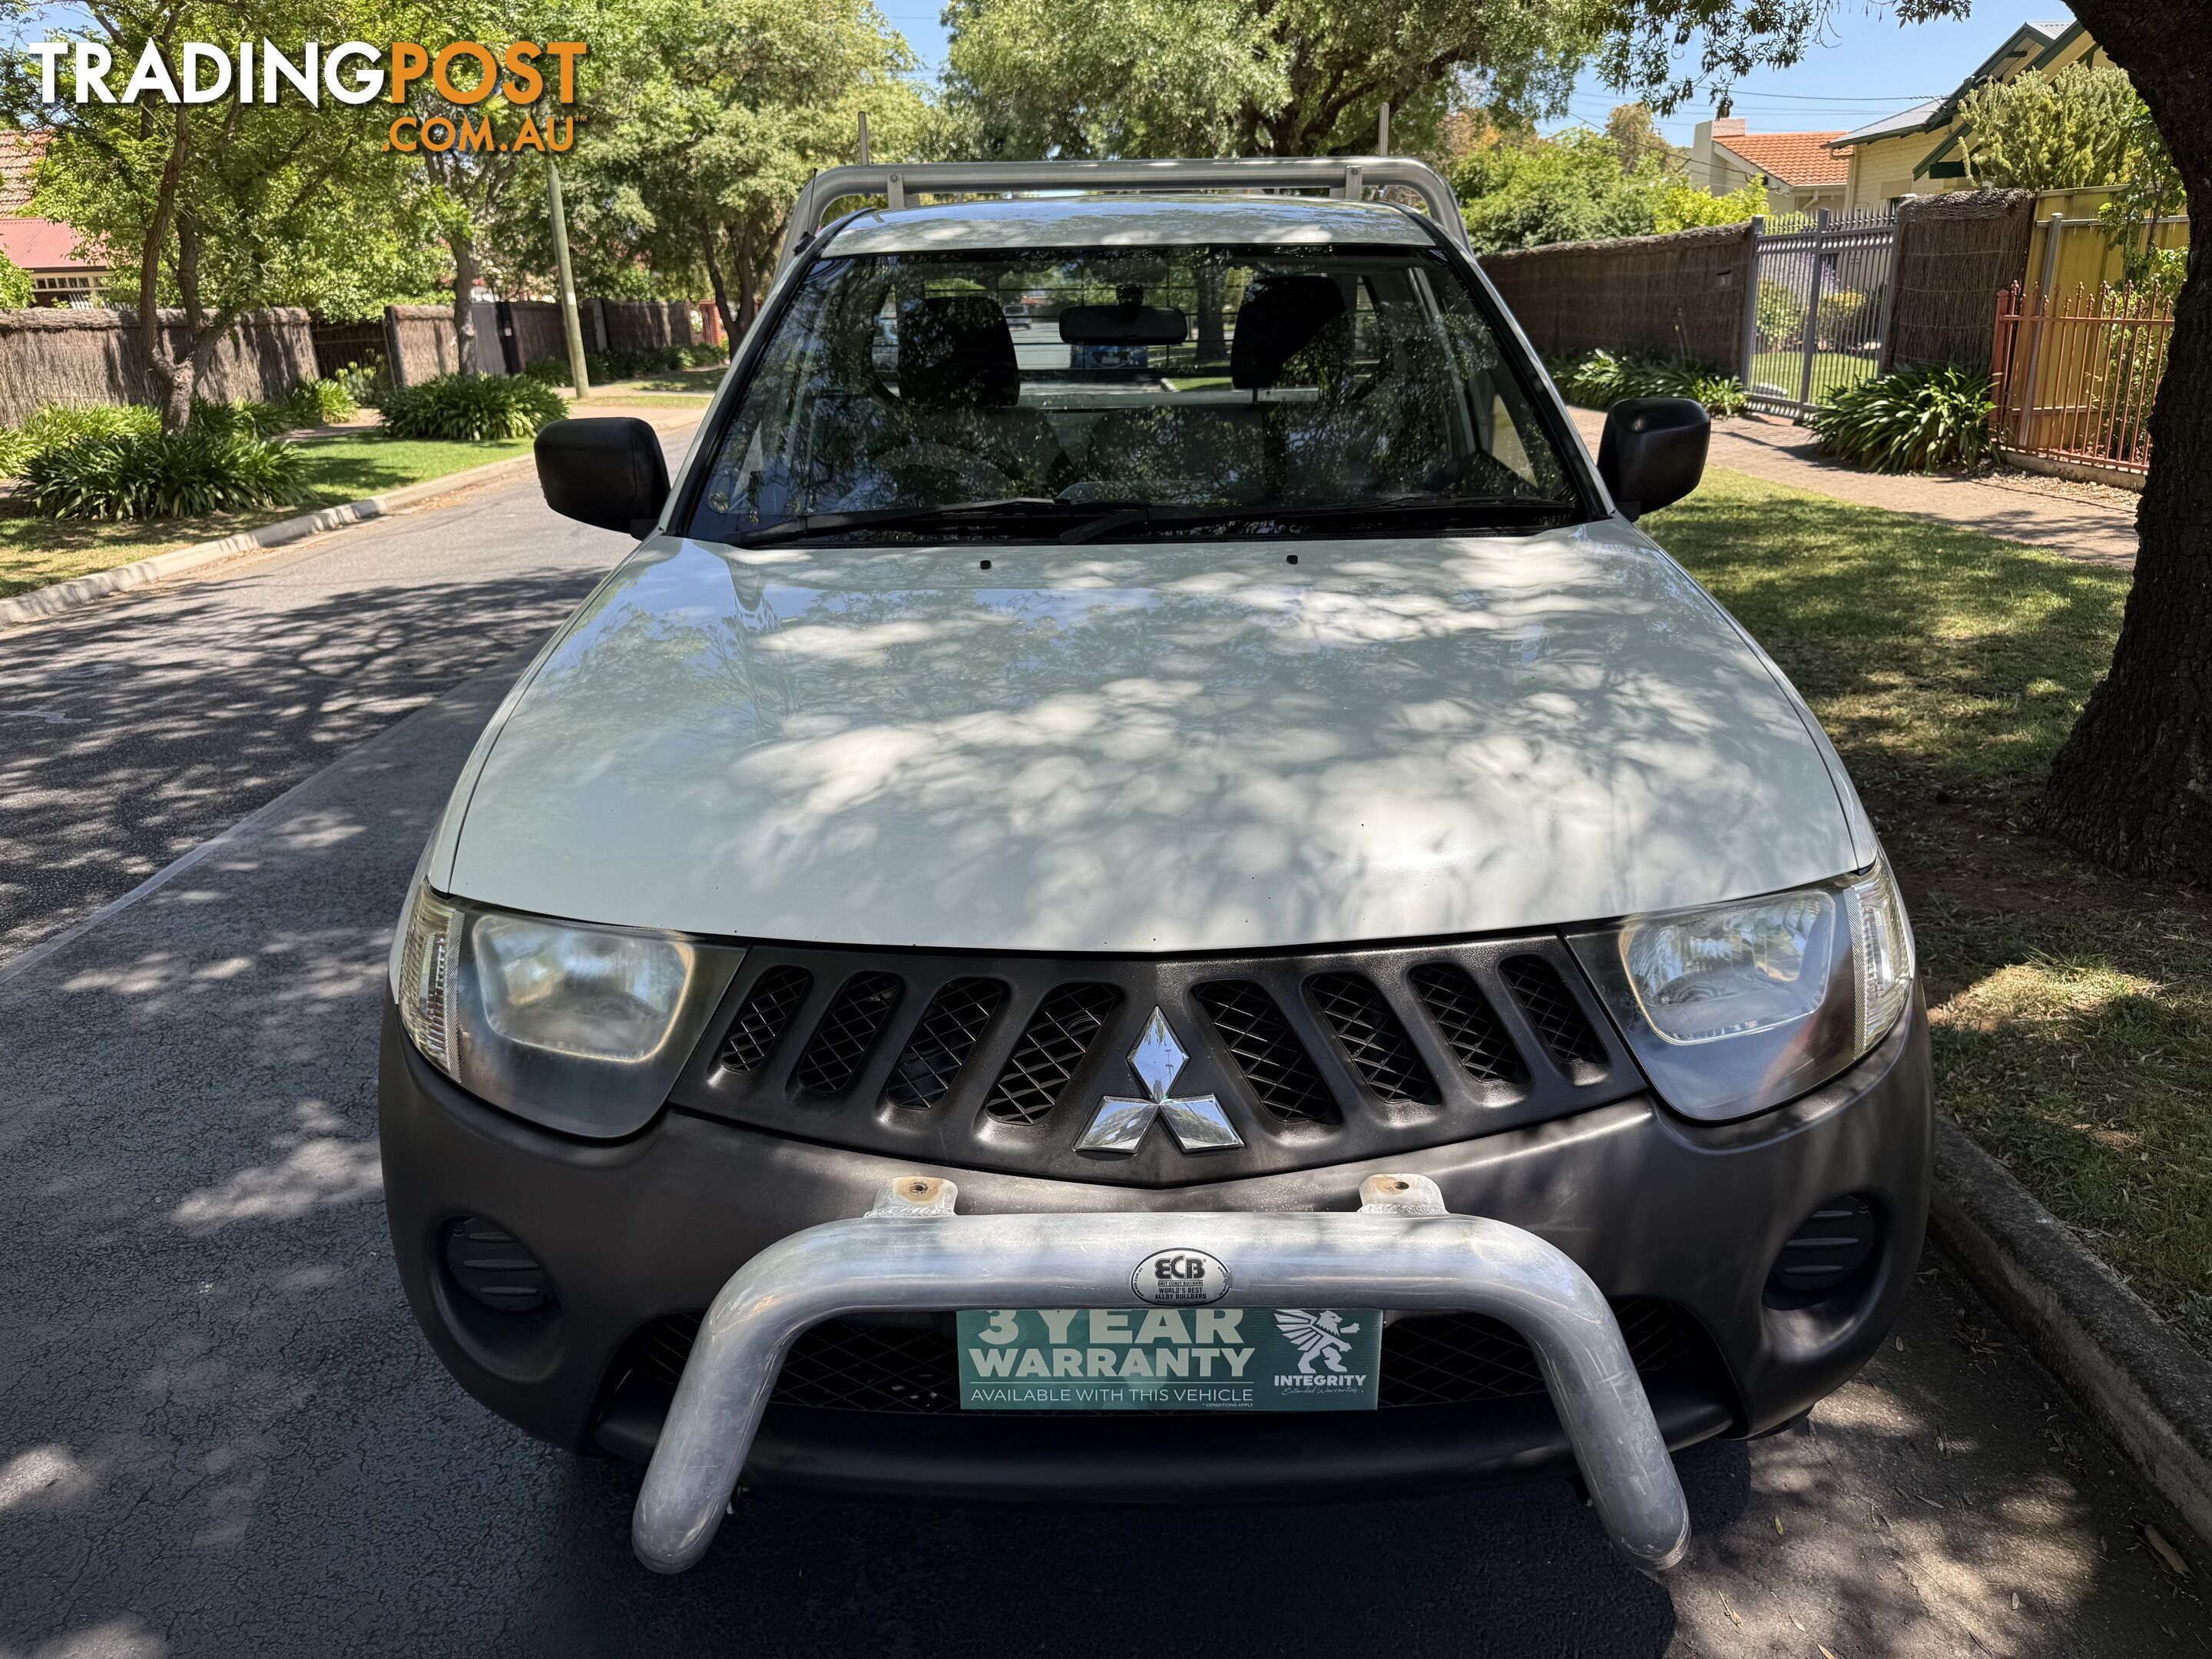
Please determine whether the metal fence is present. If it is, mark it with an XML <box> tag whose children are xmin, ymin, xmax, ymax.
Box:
<box><xmin>1741</xmin><ymin>207</ymin><xmax>1896</xmax><ymax>419</ymax></box>
<box><xmin>1992</xmin><ymin>281</ymin><xmax>2173</xmax><ymax>475</ymax></box>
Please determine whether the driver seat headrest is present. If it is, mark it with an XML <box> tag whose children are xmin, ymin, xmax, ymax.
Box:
<box><xmin>897</xmin><ymin>295</ymin><xmax>1020</xmax><ymax>409</ymax></box>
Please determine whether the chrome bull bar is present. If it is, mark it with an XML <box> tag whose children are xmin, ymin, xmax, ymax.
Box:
<box><xmin>632</xmin><ymin>1172</ymin><xmax>1691</xmax><ymax>1575</ymax></box>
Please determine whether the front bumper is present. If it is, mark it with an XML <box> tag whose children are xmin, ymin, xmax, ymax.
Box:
<box><xmin>378</xmin><ymin>992</ymin><xmax>1932</xmax><ymax>1501</ymax></box>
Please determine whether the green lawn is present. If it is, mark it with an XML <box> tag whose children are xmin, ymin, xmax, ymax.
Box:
<box><xmin>0</xmin><ymin>432</ymin><xmax>534</xmax><ymax>598</ymax></box>
<box><xmin>1747</xmin><ymin>348</ymin><xmax>1876</xmax><ymax>403</ymax></box>
<box><xmin>578</xmin><ymin>365</ymin><xmax>725</xmax><ymax>399</ymax></box>
<box><xmin>1647</xmin><ymin>469</ymin><xmax>2211</xmax><ymax>1353</ymax></box>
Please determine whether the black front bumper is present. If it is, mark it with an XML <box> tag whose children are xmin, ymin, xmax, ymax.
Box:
<box><xmin>377</xmin><ymin>993</ymin><xmax>1932</xmax><ymax>1501</ymax></box>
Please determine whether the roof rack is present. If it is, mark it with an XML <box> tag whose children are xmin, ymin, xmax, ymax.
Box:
<box><xmin>777</xmin><ymin>155</ymin><xmax>1470</xmax><ymax>270</ymax></box>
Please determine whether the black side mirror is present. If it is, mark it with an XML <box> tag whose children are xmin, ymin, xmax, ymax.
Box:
<box><xmin>1598</xmin><ymin>397</ymin><xmax>1709</xmax><ymax>522</ymax></box>
<box><xmin>535</xmin><ymin>417</ymin><xmax>670</xmax><ymax>538</ymax></box>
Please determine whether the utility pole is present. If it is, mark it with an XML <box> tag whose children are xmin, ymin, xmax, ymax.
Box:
<box><xmin>1378</xmin><ymin>101</ymin><xmax>1390</xmax><ymax>157</ymax></box>
<box><xmin>857</xmin><ymin>111</ymin><xmax>871</xmax><ymax>165</ymax></box>
<box><xmin>546</xmin><ymin>158</ymin><xmax>591</xmax><ymax>398</ymax></box>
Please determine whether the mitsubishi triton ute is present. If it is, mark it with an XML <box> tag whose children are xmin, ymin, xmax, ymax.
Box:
<box><xmin>378</xmin><ymin>157</ymin><xmax>1929</xmax><ymax>1574</ymax></box>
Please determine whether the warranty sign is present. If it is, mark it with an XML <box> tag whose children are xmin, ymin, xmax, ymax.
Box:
<box><xmin>956</xmin><ymin>1307</ymin><xmax>1381</xmax><ymax>1411</ymax></box>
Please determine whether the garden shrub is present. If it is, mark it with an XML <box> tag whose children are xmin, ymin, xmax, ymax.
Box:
<box><xmin>1814</xmin><ymin>288</ymin><xmax>1867</xmax><ymax>348</ymax></box>
<box><xmin>1549</xmin><ymin>348</ymin><xmax>1748</xmax><ymax>416</ymax></box>
<box><xmin>379</xmin><ymin>371</ymin><xmax>568</xmax><ymax>440</ymax></box>
<box><xmin>17</xmin><ymin>426</ymin><xmax>304</xmax><ymax>520</ymax></box>
<box><xmin>521</xmin><ymin>356</ymin><xmax>571</xmax><ymax>385</ymax></box>
<box><xmin>1754</xmin><ymin>280</ymin><xmax>1806</xmax><ymax>350</ymax></box>
<box><xmin>0</xmin><ymin>402</ymin><xmax>159</xmax><ymax>476</ymax></box>
<box><xmin>1810</xmin><ymin>364</ymin><xmax>1994</xmax><ymax>473</ymax></box>
<box><xmin>273</xmin><ymin>376</ymin><xmax>359</xmax><ymax>428</ymax></box>
<box><xmin>679</xmin><ymin>342</ymin><xmax>729</xmax><ymax>369</ymax></box>
<box><xmin>188</xmin><ymin>396</ymin><xmax>290</xmax><ymax>438</ymax></box>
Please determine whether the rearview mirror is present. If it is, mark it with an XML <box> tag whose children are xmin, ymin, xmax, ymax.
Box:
<box><xmin>1059</xmin><ymin>305</ymin><xmax>1188</xmax><ymax>346</ymax></box>
<box><xmin>535</xmin><ymin>417</ymin><xmax>670</xmax><ymax>538</ymax></box>
<box><xmin>1598</xmin><ymin>398</ymin><xmax>1709</xmax><ymax>522</ymax></box>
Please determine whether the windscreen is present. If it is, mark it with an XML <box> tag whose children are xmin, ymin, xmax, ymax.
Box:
<box><xmin>686</xmin><ymin>243</ymin><xmax>1580</xmax><ymax>545</ymax></box>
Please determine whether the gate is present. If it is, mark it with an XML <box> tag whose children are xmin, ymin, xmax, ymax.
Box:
<box><xmin>1741</xmin><ymin>207</ymin><xmax>1896</xmax><ymax>420</ymax></box>
<box><xmin>1992</xmin><ymin>282</ymin><xmax>2172</xmax><ymax>475</ymax></box>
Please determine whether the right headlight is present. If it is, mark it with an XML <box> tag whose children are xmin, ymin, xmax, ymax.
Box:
<box><xmin>389</xmin><ymin>874</ymin><xmax>743</xmax><ymax>1138</ymax></box>
<box><xmin>1568</xmin><ymin>854</ymin><xmax>1916</xmax><ymax>1123</ymax></box>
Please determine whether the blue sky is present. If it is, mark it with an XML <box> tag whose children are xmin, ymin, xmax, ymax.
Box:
<box><xmin>881</xmin><ymin>5</ymin><xmax>2075</xmax><ymax>146</ymax></box>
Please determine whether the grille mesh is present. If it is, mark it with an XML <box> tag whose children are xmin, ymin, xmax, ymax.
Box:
<box><xmin>1409</xmin><ymin>964</ymin><xmax>1525</xmax><ymax>1084</ymax></box>
<box><xmin>1194</xmin><ymin>981</ymin><xmax>1339</xmax><ymax>1124</ymax></box>
<box><xmin>984</xmin><ymin>983</ymin><xmax>1122</xmax><ymax>1124</ymax></box>
<box><xmin>794</xmin><ymin>972</ymin><xmax>904</xmax><ymax>1094</ymax></box>
<box><xmin>619</xmin><ymin>1299</ymin><xmax>1687</xmax><ymax>1416</ymax></box>
<box><xmin>1306</xmin><ymin>973</ymin><xmax>1438</xmax><ymax>1103</ymax></box>
<box><xmin>1502</xmin><ymin>956</ymin><xmax>1607</xmax><ymax>1071</ymax></box>
<box><xmin>886</xmin><ymin>979</ymin><xmax>1007</xmax><ymax>1111</ymax></box>
<box><xmin>720</xmin><ymin>966</ymin><xmax>813</xmax><ymax>1073</ymax></box>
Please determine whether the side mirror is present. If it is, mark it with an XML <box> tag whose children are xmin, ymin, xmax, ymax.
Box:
<box><xmin>1598</xmin><ymin>397</ymin><xmax>1709</xmax><ymax>522</ymax></box>
<box><xmin>535</xmin><ymin>417</ymin><xmax>670</xmax><ymax>538</ymax></box>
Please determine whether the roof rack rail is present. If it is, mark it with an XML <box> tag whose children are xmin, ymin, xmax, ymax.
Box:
<box><xmin>776</xmin><ymin>155</ymin><xmax>1470</xmax><ymax>270</ymax></box>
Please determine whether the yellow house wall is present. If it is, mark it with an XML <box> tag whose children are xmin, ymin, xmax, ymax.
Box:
<box><xmin>2023</xmin><ymin>187</ymin><xmax>2190</xmax><ymax>297</ymax></box>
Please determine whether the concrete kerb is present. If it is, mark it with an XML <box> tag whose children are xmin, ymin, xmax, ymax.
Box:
<box><xmin>0</xmin><ymin>412</ymin><xmax>702</xmax><ymax>629</ymax></box>
<box><xmin>1930</xmin><ymin>1116</ymin><xmax>2212</xmax><ymax>1555</ymax></box>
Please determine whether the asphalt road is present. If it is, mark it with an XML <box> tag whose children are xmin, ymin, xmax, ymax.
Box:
<box><xmin>2</xmin><ymin>476</ymin><xmax>2205</xmax><ymax>1657</ymax></box>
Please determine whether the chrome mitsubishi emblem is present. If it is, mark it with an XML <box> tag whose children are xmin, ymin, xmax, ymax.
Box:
<box><xmin>1075</xmin><ymin>1007</ymin><xmax>1243</xmax><ymax>1156</ymax></box>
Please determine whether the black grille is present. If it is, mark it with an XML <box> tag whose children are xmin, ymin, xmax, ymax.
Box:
<box><xmin>984</xmin><ymin>983</ymin><xmax>1122</xmax><ymax>1124</ymax></box>
<box><xmin>1502</xmin><ymin>956</ymin><xmax>1606</xmax><ymax>1072</ymax></box>
<box><xmin>442</xmin><ymin>1217</ymin><xmax>553</xmax><ymax>1313</ymax></box>
<box><xmin>1194</xmin><ymin>980</ymin><xmax>1339</xmax><ymax>1124</ymax></box>
<box><xmin>1409</xmin><ymin>963</ymin><xmax>1525</xmax><ymax>1084</ymax></box>
<box><xmin>719</xmin><ymin>965</ymin><xmax>813</xmax><ymax>1073</ymax></box>
<box><xmin>1306</xmin><ymin>972</ymin><xmax>1438</xmax><ymax>1103</ymax></box>
<box><xmin>887</xmin><ymin>978</ymin><xmax>1007</xmax><ymax>1110</ymax></box>
<box><xmin>618</xmin><ymin>1298</ymin><xmax>1690</xmax><ymax>1416</ymax></box>
<box><xmin>794</xmin><ymin>972</ymin><xmax>904</xmax><ymax>1094</ymax></box>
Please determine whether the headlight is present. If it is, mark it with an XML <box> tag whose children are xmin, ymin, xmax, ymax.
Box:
<box><xmin>1569</xmin><ymin>856</ymin><xmax>1916</xmax><ymax>1122</ymax></box>
<box><xmin>389</xmin><ymin>876</ymin><xmax>743</xmax><ymax>1137</ymax></box>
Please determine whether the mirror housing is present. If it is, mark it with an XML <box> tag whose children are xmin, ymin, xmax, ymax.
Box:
<box><xmin>535</xmin><ymin>417</ymin><xmax>670</xmax><ymax>538</ymax></box>
<box><xmin>1598</xmin><ymin>397</ymin><xmax>1710</xmax><ymax>521</ymax></box>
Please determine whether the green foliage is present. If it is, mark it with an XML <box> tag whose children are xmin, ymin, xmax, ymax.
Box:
<box><xmin>187</xmin><ymin>397</ymin><xmax>288</xmax><ymax>438</ymax></box>
<box><xmin>1455</xmin><ymin>128</ymin><xmax>1762</xmax><ymax>252</ymax></box>
<box><xmin>380</xmin><ymin>373</ymin><xmax>568</xmax><ymax>441</ymax></box>
<box><xmin>1810</xmin><ymin>365</ymin><xmax>1994</xmax><ymax>473</ymax></box>
<box><xmin>330</xmin><ymin>361</ymin><xmax>386</xmax><ymax>409</ymax></box>
<box><xmin>2092</xmin><ymin>94</ymin><xmax>2189</xmax><ymax>294</ymax></box>
<box><xmin>524</xmin><ymin>342</ymin><xmax>727</xmax><ymax>385</ymax></box>
<box><xmin>1549</xmin><ymin>348</ymin><xmax>1747</xmax><ymax>416</ymax></box>
<box><xmin>17</xmin><ymin>427</ymin><xmax>305</xmax><ymax>520</ymax></box>
<box><xmin>1815</xmin><ymin>289</ymin><xmax>1867</xmax><ymax>348</ymax></box>
<box><xmin>0</xmin><ymin>251</ymin><xmax>31</xmax><ymax>310</ymax></box>
<box><xmin>0</xmin><ymin>403</ymin><xmax>161</xmax><ymax>476</ymax></box>
<box><xmin>276</xmin><ymin>377</ymin><xmax>361</xmax><ymax>428</ymax></box>
<box><xmin>1651</xmin><ymin>176</ymin><xmax>1766</xmax><ymax>233</ymax></box>
<box><xmin>1953</xmin><ymin>64</ymin><xmax>2143</xmax><ymax>191</ymax></box>
<box><xmin>1755</xmin><ymin>280</ymin><xmax>1806</xmax><ymax>350</ymax></box>
<box><xmin>940</xmin><ymin>0</ymin><xmax>1585</xmax><ymax>162</ymax></box>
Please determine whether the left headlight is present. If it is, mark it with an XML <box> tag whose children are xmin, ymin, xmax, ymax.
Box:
<box><xmin>1568</xmin><ymin>855</ymin><xmax>1916</xmax><ymax>1123</ymax></box>
<box><xmin>388</xmin><ymin>876</ymin><xmax>743</xmax><ymax>1138</ymax></box>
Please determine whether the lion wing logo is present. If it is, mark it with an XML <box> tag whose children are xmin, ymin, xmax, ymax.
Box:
<box><xmin>1272</xmin><ymin>1309</ymin><xmax>1363</xmax><ymax>1374</ymax></box>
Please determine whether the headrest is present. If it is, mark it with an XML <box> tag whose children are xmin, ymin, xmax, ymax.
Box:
<box><xmin>1230</xmin><ymin>276</ymin><xmax>1350</xmax><ymax>390</ymax></box>
<box><xmin>896</xmin><ymin>295</ymin><xmax>1019</xmax><ymax>409</ymax></box>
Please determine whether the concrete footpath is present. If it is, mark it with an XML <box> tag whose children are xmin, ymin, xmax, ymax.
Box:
<box><xmin>1570</xmin><ymin>406</ymin><xmax>2140</xmax><ymax>566</ymax></box>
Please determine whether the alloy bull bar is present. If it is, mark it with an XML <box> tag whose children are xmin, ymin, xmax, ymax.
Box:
<box><xmin>631</xmin><ymin>1173</ymin><xmax>1692</xmax><ymax>1574</ymax></box>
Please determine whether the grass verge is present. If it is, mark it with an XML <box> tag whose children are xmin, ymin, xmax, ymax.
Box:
<box><xmin>0</xmin><ymin>432</ymin><xmax>534</xmax><ymax>598</ymax></box>
<box><xmin>577</xmin><ymin>366</ymin><xmax>725</xmax><ymax>399</ymax></box>
<box><xmin>1646</xmin><ymin>468</ymin><xmax>2210</xmax><ymax>1354</ymax></box>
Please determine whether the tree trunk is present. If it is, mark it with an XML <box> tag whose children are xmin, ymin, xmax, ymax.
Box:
<box><xmin>701</xmin><ymin>223</ymin><xmax>737</xmax><ymax>336</ymax></box>
<box><xmin>140</xmin><ymin>105</ymin><xmax>191</xmax><ymax>430</ymax></box>
<box><xmin>732</xmin><ymin>223</ymin><xmax>760</xmax><ymax>327</ymax></box>
<box><xmin>2040</xmin><ymin>0</ymin><xmax>2212</xmax><ymax>880</ymax></box>
<box><xmin>451</xmin><ymin>230</ymin><xmax>480</xmax><ymax>376</ymax></box>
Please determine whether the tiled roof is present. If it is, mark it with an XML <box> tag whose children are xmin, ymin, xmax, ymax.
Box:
<box><xmin>0</xmin><ymin>130</ymin><xmax>50</xmax><ymax>212</ymax></box>
<box><xmin>0</xmin><ymin>217</ymin><xmax>101</xmax><ymax>272</ymax></box>
<box><xmin>1716</xmin><ymin>131</ymin><xmax>1851</xmax><ymax>187</ymax></box>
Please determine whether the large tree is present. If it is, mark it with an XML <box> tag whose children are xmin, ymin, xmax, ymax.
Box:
<box><xmin>10</xmin><ymin>0</ymin><xmax>416</xmax><ymax>425</ymax></box>
<box><xmin>2034</xmin><ymin>1</ymin><xmax>2212</xmax><ymax>879</ymax></box>
<box><xmin>586</xmin><ymin>0</ymin><xmax>925</xmax><ymax>335</ymax></box>
<box><xmin>939</xmin><ymin>0</ymin><xmax>1588</xmax><ymax>159</ymax></box>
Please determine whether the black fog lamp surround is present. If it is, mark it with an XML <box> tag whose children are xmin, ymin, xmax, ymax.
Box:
<box><xmin>443</xmin><ymin>1216</ymin><xmax>556</xmax><ymax>1314</ymax></box>
<box><xmin>1764</xmin><ymin>1194</ymin><xmax>1879</xmax><ymax>1309</ymax></box>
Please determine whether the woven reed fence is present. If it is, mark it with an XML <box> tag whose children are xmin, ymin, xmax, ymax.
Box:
<box><xmin>0</xmin><ymin>307</ymin><xmax>315</xmax><ymax>427</ymax></box>
<box><xmin>1479</xmin><ymin>223</ymin><xmax>1756</xmax><ymax>376</ymax></box>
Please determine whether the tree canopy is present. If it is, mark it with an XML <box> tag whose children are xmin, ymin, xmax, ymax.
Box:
<box><xmin>1452</xmin><ymin>127</ymin><xmax>1763</xmax><ymax>252</ymax></box>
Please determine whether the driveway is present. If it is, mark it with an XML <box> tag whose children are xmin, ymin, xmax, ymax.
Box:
<box><xmin>0</xmin><ymin>474</ymin><xmax>2201</xmax><ymax>1657</ymax></box>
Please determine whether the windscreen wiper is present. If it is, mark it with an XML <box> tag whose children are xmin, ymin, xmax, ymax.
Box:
<box><xmin>1057</xmin><ymin>495</ymin><xmax>1575</xmax><ymax>545</ymax></box>
<box><xmin>732</xmin><ymin>498</ymin><xmax>1090</xmax><ymax>548</ymax></box>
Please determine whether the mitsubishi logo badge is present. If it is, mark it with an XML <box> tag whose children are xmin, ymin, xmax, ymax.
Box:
<box><xmin>1075</xmin><ymin>1007</ymin><xmax>1243</xmax><ymax>1156</ymax></box>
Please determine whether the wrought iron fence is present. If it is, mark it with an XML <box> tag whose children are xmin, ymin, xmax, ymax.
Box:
<box><xmin>1740</xmin><ymin>207</ymin><xmax>1896</xmax><ymax>420</ymax></box>
<box><xmin>1991</xmin><ymin>282</ymin><xmax>2173</xmax><ymax>475</ymax></box>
